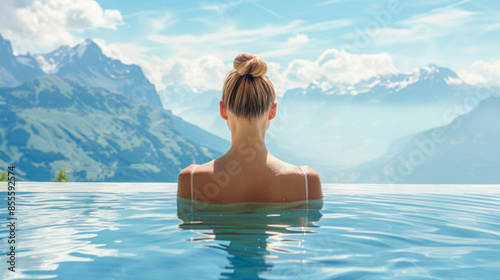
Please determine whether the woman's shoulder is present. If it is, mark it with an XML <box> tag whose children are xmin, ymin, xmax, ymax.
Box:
<box><xmin>269</xmin><ymin>157</ymin><xmax>323</xmax><ymax>200</ymax></box>
<box><xmin>177</xmin><ymin>162</ymin><xmax>215</xmax><ymax>199</ymax></box>
<box><xmin>271</xmin><ymin>157</ymin><xmax>320</xmax><ymax>178</ymax></box>
<box><xmin>297</xmin><ymin>165</ymin><xmax>323</xmax><ymax>200</ymax></box>
<box><xmin>179</xmin><ymin>164</ymin><xmax>196</xmax><ymax>175</ymax></box>
<box><xmin>298</xmin><ymin>165</ymin><xmax>320</xmax><ymax>180</ymax></box>
<box><xmin>179</xmin><ymin>161</ymin><xmax>215</xmax><ymax>174</ymax></box>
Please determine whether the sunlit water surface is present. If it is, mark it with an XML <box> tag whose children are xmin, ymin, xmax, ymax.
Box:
<box><xmin>1</xmin><ymin>183</ymin><xmax>499</xmax><ymax>279</ymax></box>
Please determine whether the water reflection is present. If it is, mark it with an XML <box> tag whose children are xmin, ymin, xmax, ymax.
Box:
<box><xmin>0</xmin><ymin>190</ymin><xmax>129</xmax><ymax>280</ymax></box>
<box><xmin>177</xmin><ymin>199</ymin><xmax>323</xmax><ymax>279</ymax></box>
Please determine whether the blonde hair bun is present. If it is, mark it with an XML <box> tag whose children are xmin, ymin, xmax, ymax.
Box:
<box><xmin>233</xmin><ymin>53</ymin><xmax>267</xmax><ymax>77</ymax></box>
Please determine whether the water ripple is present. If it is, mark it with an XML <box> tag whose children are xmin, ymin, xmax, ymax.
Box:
<box><xmin>0</xmin><ymin>183</ymin><xmax>499</xmax><ymax>279</ymax></box>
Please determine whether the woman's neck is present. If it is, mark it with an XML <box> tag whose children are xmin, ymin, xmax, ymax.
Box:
<box><xmin>226</xmin><ymin>116</ymin><xmax>269</xmax><ymax>159</ymax></box>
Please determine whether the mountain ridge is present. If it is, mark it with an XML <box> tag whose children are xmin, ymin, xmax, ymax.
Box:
<box><xmin>0</xmin><ymin>33</ymin><xmax>163</xmax><ymax>108</ymax></box>
<box><xmin>0</xmin><ymin>34</ymin><xmax>45</xmax><ymax>87</ymax></box>
<box><xmin>280</xmin><ymin>64</ymin><xmax>473</xmax><ymax>105</ymax></box>
<box><xmin>36</xmin><ymin>38</ymin><xmax>163</xmax><ymax>108</ymax></box>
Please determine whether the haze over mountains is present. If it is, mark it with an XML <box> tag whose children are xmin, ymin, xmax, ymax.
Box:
<box><xmin>1</xmin><ymin>32</ymin><xmax>498</xmax><ymax>183</ymax></box>
<box><xmin>329</xmin><ymin>96</ymin><xmax>500</xmax><ymax>184</ymax></box>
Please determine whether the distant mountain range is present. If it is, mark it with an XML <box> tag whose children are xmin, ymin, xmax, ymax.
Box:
<box><xmin>0</xmin><ymin>75</ymin><xmax>227</xmax><ymax>181</ymax></box>
<box><xmin>272</xmin><ymin>64</ymin><xmax>500</xmax><ymax>169</ymax></box>
<box><xmin>0</xmin><ymin>34</ymin><xmax>162</xmax><ymax>108</ymax></box>
<box><xmin>329</xmin><ymin>95</ymin><xmax>500</xmax><ymax>184</ymax></box>
<box><xmin>281</xmin><ymin>64</ymin><xmax>476</xmax><ymax>105</ymax></box>
<box><xmin>352</xmin><ymin>65</ymin><xmax>471</xmax><ymax>104</ymax></box>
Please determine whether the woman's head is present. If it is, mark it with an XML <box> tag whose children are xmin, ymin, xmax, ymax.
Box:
<box><xmin>222</xmin><ymin>53</ymin><xmax>276</xmax><ymax>120</ymax></box>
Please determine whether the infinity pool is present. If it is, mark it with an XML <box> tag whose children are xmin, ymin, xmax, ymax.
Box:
<box><xmin>1</xmin><ymin>183</ymin><xmax>499</xmax><ymax>279</ymax></box>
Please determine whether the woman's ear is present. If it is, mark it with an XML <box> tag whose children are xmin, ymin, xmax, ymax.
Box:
<box><xmin>268</xmin><ymin>101</ymin><xmax>277</xmax><ymax>120</ymax></box>
<box><xmin>219</xmin><ymin>100</ymin><xmax>228</xmax><ymax>120</ymax></box>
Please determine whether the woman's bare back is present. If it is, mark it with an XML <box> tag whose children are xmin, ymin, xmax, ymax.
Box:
<box><xmin>177</xmin><ymin>153</ymin><xmax>322</xmax><ymax>203</ymax></box>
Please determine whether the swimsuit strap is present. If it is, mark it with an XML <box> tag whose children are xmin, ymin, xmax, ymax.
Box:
<box><xmin>298</xmin><ymin>166</ymin><xmax>308</xmax><ymax>203</ymax></box>
<box><xmin>298</xmin><ymin>166</ymin><xmax>309</xmax><ymax>228</ymax></box>
<box><xmin>190</xmin><ymin>165</ymin><xmax>200</xmax><ymax>202</ymax></box>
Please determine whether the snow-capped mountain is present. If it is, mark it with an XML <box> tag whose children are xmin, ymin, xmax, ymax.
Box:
<box><xmin>352</xmin><ymin>64</ymin><xmax>472</xmax><ymax>104</ymax></box>
<box><xmin>0</xmin><ymin>34</ymin><xmax>44</xmax><ymax>87</ymax></box>
<box><xmin>0</xmin><ymin>33</ymin><xmax>162</xmax><ymax>108</ymax></box>
<box><xmin>34</xmin><ymin>45</ymin><xmax>72</xmax><ymax>74</ymax></box>
<box><xmin>281</xmin><ymin>64</ymin><xmax>475</xmax><ymax>105</ymax></box>
<box><xmin>35</xmin><ymin>39</ymin><xmax>163</xmax><ymax>108</ymax></box>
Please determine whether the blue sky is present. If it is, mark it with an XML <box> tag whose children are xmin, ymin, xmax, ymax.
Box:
<box><xmin>1</xmin><ymin>0</ymin><xmax>499</xmax><ymax>94</ymax></box>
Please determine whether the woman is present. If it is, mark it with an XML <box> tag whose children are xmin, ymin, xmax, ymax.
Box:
<box><xmin>177</xmin><ymin>53</ymin><xmax>322</xmax><ymax>204</ymax></box>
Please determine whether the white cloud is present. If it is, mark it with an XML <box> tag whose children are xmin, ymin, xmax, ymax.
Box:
<box><xmin>457</xmin><ymin>58</ymin><xmax>500</xmax><ymax>85</ymax></box>
<box><xmin>319</xmin><ymin>49</ymin><xmax>397</xmax><ymax>83</ymax></box>
<box><xmin>200</xmin><ymin>0</ymin><xmax>247</xmax><ymax>19</ymax></box>
<box><xmin>150</xmin><ymin>21</ymin><xmax>302</xmax><ymax>45</ymax></box>
<box><xmin>0</xmin><ymin>0</ymin><xmax>123</xmax><ymax>52</ymax></box>
<box><xmin>268</xmin><ymin>49</ymin><xmax>397</xmax><ymax>95</ymax></box>
<box><xmin>369</xmin><ymin>7</ymin><xmax>480</xmax><ymax>46</ymax></box>
<box><xmin>279</xmin><ymin>59</ymin><xmax>322</xmax><ymax>91</ymax></box>
<box><xmin>317</xmin><ymin>0</ymin><xmax>350</xmax><ymax>6</ymax></box>
<box><xmin>92</xmin><ymin>38</ymin><xmax>149</xmax><ymax>65</ymax></box>
<box><xmin>148</xmin><ymin>18</ymin><xmax>350</xmax><ymax>59</ymax></box>
<box><xmin>371</xmin><ymin>28</ymin><xmax>418</xmax><ymax>45</ymax></box>
<box><xmin>142</xmin><ymin>56</ymin><xmax>229</xmax><ymax>92</ymax></box>
<box><xmin>287</xmin><ymin>34</ymin><xmax>309</xmax><ymax>45</ymax></box>
<box><xmin>298</xmin><ymin>19</ymin><xmax>352</xmax><ymax>32</ymax></box>
<box><xmin>456</xmin><ymin>70</ymin><xmax>487</xmax><ymax>85</ymax></box>
<box><xmin>156</xmin><ymin>19</ymin><xmax>348</xmax><ymax>61</ymax></box>
<box><xmin>399</xmin><ymin>6</ymin><xmax>477</xmax><ymax>28</ymax></box>
<box><xmin>254</xmin><ymin>34</ymin><xmax>310</xmax><ymax>62</ymax></box>
<box><xmin>470</xmin><ymin>59</ymin><xmax>500</xmax><ymax>80</ymax></box>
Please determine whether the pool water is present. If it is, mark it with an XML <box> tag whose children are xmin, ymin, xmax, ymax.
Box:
<box><xmin>1</xmin><ymin>183</ymin><xmax>500</xmax><ymax>279</ymax></box>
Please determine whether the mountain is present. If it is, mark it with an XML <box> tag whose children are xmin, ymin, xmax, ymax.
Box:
<box><xmin>328</xmin><ymin>96</ymin><xmax>500</xmax><ymax>184</ymax></box>
<box><xmin>0</xmin><ymin>76</ymin><xmax>228</xmax><ymax>182</ymax></box>
<box><xmin>352</xmin><ymin>65</ymin><xmax>475</xmax><ymax>104</ymax></box>
<box><xmin>35</xmin><ymin>39</ymin><xmax>163</xmax><ymax>108</ymax></box>
<box><xmin>0</xmin><ymin>33</ymin><xmax>163</xmax><ymax>108</ymax></box>
<box><xmin>281</xmin><ymin>64</ymin><xmax>476</xmax><ymax>105</ymax></box>
<box><xmin>0</xmin><ymin>34</ymin><xmax>45</xmax><ymax>87</ymax></box>
<box><xmin>270</xmin><ymin>65</ymin><xmax>499</xmax><ymax>170</ymax></box>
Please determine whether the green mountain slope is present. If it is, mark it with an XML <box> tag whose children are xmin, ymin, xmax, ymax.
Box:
<box><xmin>0</xmin><ymin>76</ymin><xmax>226</xmax><ymax>182</ymax></box>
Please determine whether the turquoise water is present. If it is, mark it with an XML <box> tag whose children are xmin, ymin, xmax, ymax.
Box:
<box><xmin>1</xmin><ymin>183</ymin><xmax>500</xmax><ymax>279</ymax></box>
